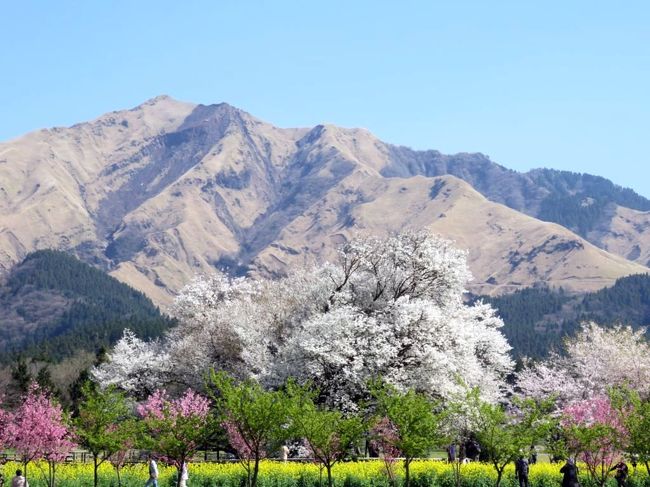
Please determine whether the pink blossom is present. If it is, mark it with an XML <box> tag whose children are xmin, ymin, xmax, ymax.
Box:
<box><xmin>222</xmin><ymin>418</ymin><xmax>262</xmax><ymax>460</ymax></box>
<box><xmin>138</xmin><ymin>389</ymin><xmax>210</xmax><ymax>423</ymax></box>
<box><xmin>562</xmin><ymin>396</ymin><xmax>625</xmax><ymax>431</ymax></box>
<box><xmin>561</xmin><ymin>396</ymin><xmax>628</xmax><ymax>485</ymax></box>
<box><xmin>137</xmin><ymin>389</ymin><xmax>168</xmax><ymax>420</ymax></box>
<box><xmin>3</xmin><ymin>384</ymin><xmax>76</xmax><ymax>465</ymax></box>
<box><xmin>138</xmin><ymin>388</ymin><xmax>211</xmax><ymax>470</ymax></box>
<box><xmin>370</xmin><ymin>416</ymin><xmax>402</xmax><ymax>459</ymax></box>
<box><xmin>370</xmin><ymin>416</ymin><xmax>401</xmax><ymax>484</ymax></box>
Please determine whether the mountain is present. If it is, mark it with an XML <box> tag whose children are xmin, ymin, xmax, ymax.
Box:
<box><xmin>0</xmin><ymin>250</ymin><xmax>173</xmax><ymax>361</ymax></box>
<box><xmin>1</xmin><ymin>96</ymin><xmax>649</xmax><ymax>304</ymax></box>
<box><xmin>481</xmin><ymin>273</ymin><xmax>650</xmax><ymax>358</ymax></box>
<box><xmin>385</xmin><ymin>150</ymin><xmax>650</xmax><ymax>266</ymax></box>
<box><xmin>251</xmin><ymin>173</ymin><xmax>646</xmax><ymax>296</ymax></box>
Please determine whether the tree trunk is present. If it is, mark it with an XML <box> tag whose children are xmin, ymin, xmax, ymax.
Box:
<box><xmin>645</xmin><ymin>461</ymin><xmax>650</xmax><ymax>477</ymax></box>
<box><xmin>252</xmin><ymin>456</ymin><xmax>261</xmax><ymax>487</ymax></box>
<box><xmin>176</xmin><ymin>464</ymin><xmax>182</xmax><ymax>487</ymax></box>
<box><xmin>326</xmin><ymin>464</ymin><xmax>333</xmax><ymax>487</ymax></box>
<box><xmin>116</xmin><ymin>466</ymin><xmax>122</xmax><ymax>487</ymax></box>
<box><xmin>495</xmin><ymin>467</ymin><xmax>504</xmax><ymax>487</ymax></box>
<box><xmin>246</xmin><ymin>460</ymin><xmax>252</xmax><ymax>487</ymax></box>
<box><xmin>94</xmin><ymin>456</ymin><xmax>99</xmax><ymax>487</ymax></box>
<box><xmin>453</xmin><ymin>460</ymin><xmax>462</xmax><ymax>487</ymax></box>
<box><xmin>405</xmin><ymin>458</ymin><xmax>411</xmax><ymax>487</ymax></box>
<box><xmin>48</xmin><ymin>460</ymin><xmax>56</xmax><ymax>487</ymax></box>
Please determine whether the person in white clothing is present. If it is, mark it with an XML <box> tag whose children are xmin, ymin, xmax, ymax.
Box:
<box><xmin>280</xmin><ymin>445</ymin><xmax>290</xmax><ymax>462</ymax></box>
<box><xmin>144</xmin><ymin>456</ymin><xmax>158</xmax><ymax>487</ymax></box>
<box><xmin>11</xmin><ymin>470</ymin><xmax>28</xmax><ymax>487</ymax></box>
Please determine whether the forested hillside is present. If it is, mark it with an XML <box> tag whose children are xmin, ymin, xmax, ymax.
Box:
<box><xmin>530</xmin><ymin>169</ymin><xmax>650</xmax><ymax>237</ymax></box>
<box><xmin>0</xmin><ymin>250</ymin><xmax>173</xmax><ymax>361</ymax></box>
<box><xmin>481</xmin><ymin>273</ymin><xmax>650</xmax><ymax>358</ymax></box>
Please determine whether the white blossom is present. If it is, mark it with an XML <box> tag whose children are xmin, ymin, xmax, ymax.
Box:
<box><xmin>97</xmin><ymin>232</ymin><xmax>514</xmax><ymax>408</ymax></box>
<box><xmin>91</xmin><ymin>329</ymin><xmax>170</xmax><ymax>399</ymax></box>
<box><xmin>516</xmin><ymin>322</ymin><xmax>650</xmax><ymax>405</ymax></box>
<box><xmin>272</xmin><ymin>232</ymin><xmax>513</xmax><ymax>408</ymax></box>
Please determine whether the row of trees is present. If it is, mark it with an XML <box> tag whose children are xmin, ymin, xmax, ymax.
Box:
<box><xmin>4</xmin><ymin>373</ymin><xmax>650</xmax><ymax>487</ymax></box>
<box><xmin>5</xmin><ymin>233</ymin><xmax>650</xmax><ymax>487</ymax></box>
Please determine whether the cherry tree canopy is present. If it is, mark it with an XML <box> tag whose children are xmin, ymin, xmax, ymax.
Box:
<box><xmin>91</xmin><ymin>329</ymin><xmax>170</xmax><ymax>400</ymax></box>
<box><xmin>517</xmin><ymin>322</ymin><xmax>650</xmax><ymax>405</ymax></box>
<box><xmin>271</xmin><ymin>233</ymin><xmax>513</xmax><ymax>408</ymax></box>
<box><xmin>94</xmin><ymin>232</ymin><xmax>513</xmax><ymax>407</ymax></box>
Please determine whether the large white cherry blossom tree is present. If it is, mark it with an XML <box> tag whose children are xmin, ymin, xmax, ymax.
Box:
<box><xmin>94</xmin><ymin>232</ymin><xmax>514</xmax><ymax>407</ymax></box>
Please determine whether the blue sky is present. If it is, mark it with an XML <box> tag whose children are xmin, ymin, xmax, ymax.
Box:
<box><xmin>1</xmin><ymin>1</ymin><xmax>649</xmax><ymax>196</ymax></box>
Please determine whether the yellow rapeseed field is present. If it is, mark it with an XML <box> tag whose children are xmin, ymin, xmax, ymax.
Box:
<box><xmin>1</xmin><ymin>459</ymin><xmax>646</xmax><ymax>487</ymax></box>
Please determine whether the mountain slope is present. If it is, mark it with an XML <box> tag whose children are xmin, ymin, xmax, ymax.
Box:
<box><xmin>481</xmin><ymin>273</ymin><xmax>650</xmax><ymax>358</ymax></box>
<box><xmin>251</xmin><ymin>174</ymin><xmax>648</xmax><ymax>295</ymax></box>
<box><xmin>384</xmin><ymin>148</ymin><xmax>650</xmax><ymax>265</ymax></box>
<box><xmin>1</xmin><ymin>96</ymin><xmax>649</xmax><ymax>304</ymax></box>
<box><xmin>0</xmin><ymin>250</ymin><xmax>173</xmax><ymax>360</ymax></box>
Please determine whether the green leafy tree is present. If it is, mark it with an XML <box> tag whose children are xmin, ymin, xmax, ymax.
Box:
<box><xmin>208</xmin><ymin>371</ymin><xmax>292</xmax><ymax>487</ymax></box>
<box><xmin>288</xmin><ymin>383</ymin><xmax>364</xmax><ymax>487</ymax></box>
<box><xmin>474</xmin><ymin>396</ymin><xmax>555</xmax><ymax>487</ymax></box>
<box><xmin>10</xmin><ymin>358</ymin><xmax>32</xmax><ymax>397</ymax></box>
<box><xmin>613</xmin><ymin>390</ymin><xmax>650</xmax><ymax>475</ymax></box>
<box><xmin>74</xmin><ymin>383</ymin><xmax>137</xmax><ymax>487</ymax></box>
<box><xmin>441</xmin><ymin>388</ymin><xmax>482</xmax><ymax>487</ymax></box>
<box><xmin>371</xmin><ymin>382</ymin><xmax>444</xmax><ymax>487</ymax></box>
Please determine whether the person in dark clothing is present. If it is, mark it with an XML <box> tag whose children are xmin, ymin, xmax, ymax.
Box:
<box><xmin>560</xmin><ymin>459</ymin><xmax>580</xmax><ymax>487</ymax></box>
<box><xmin>515</xmin><ymin>456</ymin><xmax>530</xmax><ymax>487</ymax></box>
<box><xmin>610</xmin><ymin>462</ymin><xmax>629</xmax><ymax>487</ymax></box>
<box><xmin>465</xmin><ymin>437</ymin><xmax>481</xmax><ymax>461</ymax></box>
<box><xmin>529</xmin><ymin>445</ymin><xmax>537</xmax><ymax>465</ymax></box>
<box><xmin>447</xmin><ymin>444</ymin><xmax>457</xmax><ymax>463</ymax></box>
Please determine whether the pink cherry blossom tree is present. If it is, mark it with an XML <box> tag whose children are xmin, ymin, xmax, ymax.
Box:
<box><xmin>561</xmin><ymin>396</ymin><xmax>628</xmax><ymax>487</ymax></box>
<box><xmin>137</xmin><ymin>388</ymin><xmax>211</xmax><ymax>487</ymax></box>
<box><xmin>3</xmin><ymin>384</ymin><xmax>75</xmax><ymax>487</ymax></box>
<box><xmin>370</xmin><ymin>417</ymin><xmax>402</xmax><ymax>487</ymax></box>
<box><xmin>0</xmin><ymin>396</ymin><xmax>9</xmax><ymax>440</ymax></box>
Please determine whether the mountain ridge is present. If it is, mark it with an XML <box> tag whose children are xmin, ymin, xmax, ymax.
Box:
<box><xmin>1</xmin><ymin>96</ymin><xmax>649</xmax><ymax>305</ymax></box>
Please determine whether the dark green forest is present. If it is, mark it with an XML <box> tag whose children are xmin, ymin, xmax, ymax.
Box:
<box><xmin>530</xmin><ymin>169</ymin><xmax>650</xmax><ymax>239</ymax></box>
<box><xmin>480</xmin><ymin>273</ymin><xmax>650</xmax><ymax>358</ymax></box>
<box><xmin>0</xmin><ymin>250</ymin><xmax>174</xmax><ymax>362</ymax></box>
<box><xmin>3</xmin><ymin>250</ymin><xmax>650</xmax><ymax>365</ymax></box>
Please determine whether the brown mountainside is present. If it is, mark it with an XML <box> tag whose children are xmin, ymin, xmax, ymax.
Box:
<box><xmin>1</xmin><ymin>96</ymin><xmax>648</xmax><ymax>305</ymax></box>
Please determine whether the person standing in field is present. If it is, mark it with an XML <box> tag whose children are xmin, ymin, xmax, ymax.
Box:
<box><xmin>560</xmin><ymin>458</ymin><xmax>580</xmax><ymax>487</ymax></box>
<box><xmin>11</xmin><ymin>470</ymin><xmax>28</xmax><ymax>487</ymax></box>
<box><xmin>610</xmin><ymin>461</ymin><xmax>629</xmax><ymax>487</ymax></box>
<box><xmin>515</xmin><ymin>455</ymin><xmax>530</xmax><ymax>487</ymax></box>
<box><xmin>447</xmin><ymin>443</ymin><xmax>457</xmax><ymax>463</ymax></box>
<box><xmin>144</xmin><ymin>456</ymin><xmax>158</xmax><ymax>487</ymax></box>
